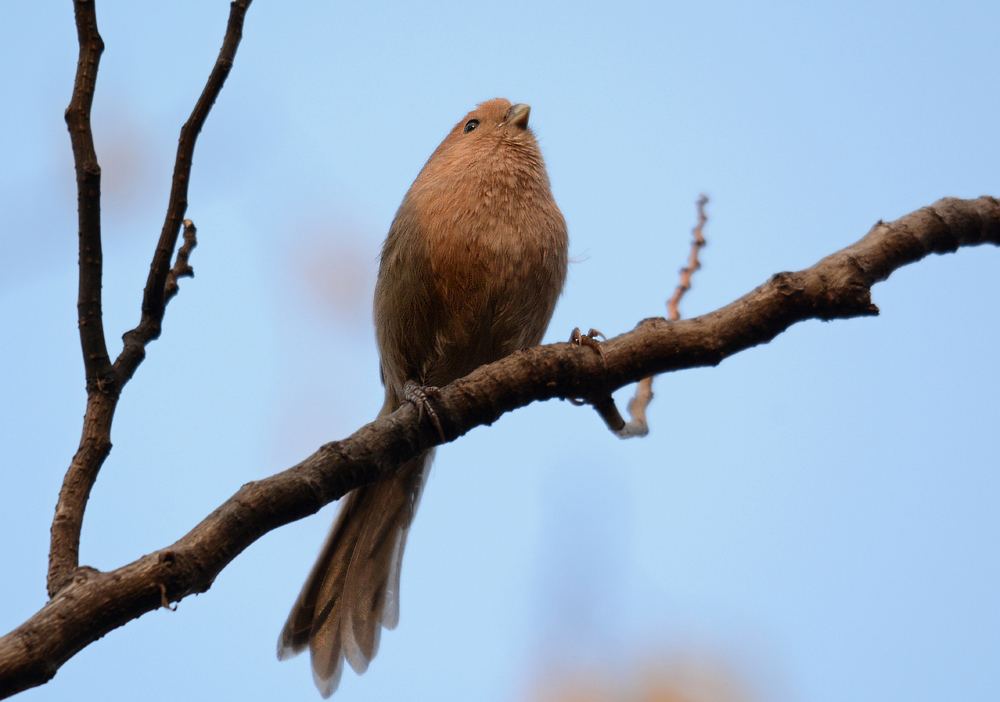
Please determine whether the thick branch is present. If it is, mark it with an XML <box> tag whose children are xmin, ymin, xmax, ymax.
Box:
<box><xmin>5</xmin><ymin>195</ymin><xmax>997</xmax><ymax>698</ymax></box>
<box><xmin>48</xmin><ymin>0</ymin><xmax>116</xmax><ymax>596</ymax></box>
<box><xmin>47</xmin><ymin>0</ymin><xmax>253</xmax><ymax>597</ymax></box>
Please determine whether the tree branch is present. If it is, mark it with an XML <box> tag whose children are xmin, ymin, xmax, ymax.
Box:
<box><xmin>66</xmin><ymin>0</ymin><xmax>110</xmax><ymax>390</ymax></box>
<box><xmin>48</xmin><ymin>0</ymin><xmax>113</xmax><ymax>597</ymax></box>
<box><xmin>47</xmin><ymin>0</ymin><xmax>253</xmax><ymax>597</ymax></box>
<box><xmin>116</xmin><ymin>0</ymin><xmax>252</xmax><ymax>385</ymax></box>
<box><xmin>667</xmin><ymin>193</ymin><xmax>709</xmax><ymax>322</ymax></box>
<box><xmin>6</xmin><ymin>195</ymin><xmax>997</xmax><ymax>698</ymax></box>
<box><xmin>619</xmin><ymin>193</ymin><xmax>710</xmax><ymax>437</ymax></box>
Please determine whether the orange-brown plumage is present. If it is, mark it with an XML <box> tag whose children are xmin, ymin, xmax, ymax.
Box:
<box><xmin>278</xmin><ymin>98</ymin><xmax>568</xmax><ymax>696</ymax></box>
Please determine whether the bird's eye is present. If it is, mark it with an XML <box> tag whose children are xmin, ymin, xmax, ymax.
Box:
<box><xmin>464</xmin><ymin>119</ymin><xmax>479</xmax><ymax>133</ymax></box>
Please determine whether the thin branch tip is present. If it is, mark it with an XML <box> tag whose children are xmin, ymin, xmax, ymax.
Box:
<box><xmin>164</xmin><ymin>220</ymin><xmax>198</xmax><ymax>300</ymax></box>
<box><xmin>618</xmin><ymin>195</ymin><xmax>711</xmax><ymax>438</ymax></box>
<box><xmin>114</xmin><ymin>0</ymin><xmax>251</xmax><ymax>383</ymax></box>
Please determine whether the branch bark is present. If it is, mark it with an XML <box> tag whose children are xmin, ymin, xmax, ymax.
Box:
<box><xmin>115</xmin><ymin>1</ymin><xmax>251</xmax><ymax>385</ymax></box>
<box><xmin>49</xmin><ymin>0</ymin><xmax>113</xmax><ymax>598</ymax></box>
<box><xmin>3</xmin><ymin>195</ymin><xmax>997</xmax><ymax>698</ymax></box>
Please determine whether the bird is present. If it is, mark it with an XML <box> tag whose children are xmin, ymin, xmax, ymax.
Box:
<box><xmin>277</xmin><ymin>97</ymin><xmax>569</xmax><ymax>696</ymax></box>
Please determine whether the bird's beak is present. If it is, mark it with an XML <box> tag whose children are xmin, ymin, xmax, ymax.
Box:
<box><xmin>508</xmin><ymin>103</ymin><xmax>531</xmax><ymax>129</ymax></box>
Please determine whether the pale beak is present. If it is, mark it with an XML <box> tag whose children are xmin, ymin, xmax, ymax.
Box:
<box><xmin>508</xmin><ymin>103</ymin><xmax>530</xmax><ymax>129</ymax></box>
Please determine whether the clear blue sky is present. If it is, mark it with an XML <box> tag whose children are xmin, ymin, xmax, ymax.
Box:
<box><xmin>2</xmin><ymin>1</ymin><xmax>998</xmax><ymax>700</ymax></box>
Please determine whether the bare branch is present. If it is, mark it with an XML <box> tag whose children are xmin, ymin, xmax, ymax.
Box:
<box><xmin>48</xmin><ymin>0</ymin><xmax>115</xmax><ymax>596</ymax></box>
<box><xmin>66</xmin><ymin>0</ymin><xmax>111</xmax><ymax>390</ymax></box>
<box><xmin>619</xmin><ymin>377</ymin><xmax>653</xmax><ymax>437</ymax></box>
<box><xmin>616</xmin><ymin>194</ymin><xmax>710</xmax><ymax>438</ymax></box>
<box><xmin>7</xmin><ymin>195</ymin><xmax>997</xmax><ymax>698</ymax></box>
<box><xmin>668</xmin><ymin>194</ymin><xmax>709</xmax><ymax>321</ymax></box>
<box><xmin>47</xmin><ymin>0</ymin><xmax>253</xmax><ymax>597</ymax></box>
<box><xmin>115</xmin><ymin>0</ymin><xmax>253</xmax><ymax>385</ymax></box>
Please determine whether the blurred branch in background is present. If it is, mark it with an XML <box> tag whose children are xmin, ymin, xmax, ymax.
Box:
<box><xmin>668</xmin><ymin>195</ymin><xmax>709</xmax><ymax>322</ymax></box>
<box><xmin>529</xmin><ymin>651</ymin><xmax>758</xmax><ymax>702</ymax></box>
<box><xmin>615</xmin><ymin>194</ymin><xmax>710</xmax><ymax>439</ymax></box>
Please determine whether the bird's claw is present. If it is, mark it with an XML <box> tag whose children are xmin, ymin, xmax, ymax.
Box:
<box><xmin>404</xmin><ymin>380</ymin><xmax>446</xmax><ymax>441</ymax></box>
<box><xmin>568</xmin><ymin>327</ymin><xmax>607</xmax><ymax>406</ymax></box>
<box><xmin>570</xmin><ymin>327</ymin><xmax>606</xmax><ymax>361</ymax></box>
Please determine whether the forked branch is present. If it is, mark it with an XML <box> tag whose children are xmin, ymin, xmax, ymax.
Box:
<box><xmin>47</xmin><ymin>0</ymin><xmax>254</xmax><ymax>597</ymax></box>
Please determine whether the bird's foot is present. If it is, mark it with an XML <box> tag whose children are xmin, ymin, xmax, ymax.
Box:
<box><xmin>570</xmin><ymin>327</ymin><xmax>606</xmax><ymax>365</ymax></box>
<box><xmin>570</xmin><ymin>327</ymin><xmax>606</xmax><ymax>359</ymax></box>
<box><xmin>404</xmin><ymin>380</ymin><xmax>446</xmax><ymax>441</ymax></box>
<box><xmin>568</xmin><ymin>328</ymin><xmax>607</xmax><ymax>406</ymax></box>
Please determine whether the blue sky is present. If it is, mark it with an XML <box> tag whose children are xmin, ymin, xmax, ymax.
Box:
<box><xmin>1</xmin><ymin>1</ymin><xmax>998</xmax><ymax>700</ymax></box>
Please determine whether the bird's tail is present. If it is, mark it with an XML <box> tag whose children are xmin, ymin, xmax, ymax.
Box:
<box><xmin>277</xmin><ymin>449</ymin><xmax>433</xmax><ymax>697</ymax></box>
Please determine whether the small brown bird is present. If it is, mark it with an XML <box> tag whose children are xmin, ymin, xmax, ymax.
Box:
<box><xmin>277</xmin><ymin>98</ymin><xmax>569</xmax><ymax>696</ymax></box>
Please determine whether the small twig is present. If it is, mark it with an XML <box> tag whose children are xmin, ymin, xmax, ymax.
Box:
<box><xmin>616</xmin><ymin>195</ymin><xmax>710</xmax><ymax>438</ymax></box>
<box><xmin>668</xmin><ymin>194</ymin><xmax>709</xmax><ymax>322</ymax></box>
<box><xmin>164</xmin><ymin>220</ymin><xmax>198</xmax><ymax>302</ymax></box>
<box><xmin>616</xmin><ymin>376</ymin><xmax>653</xmax><ymax>438</ymax></box>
